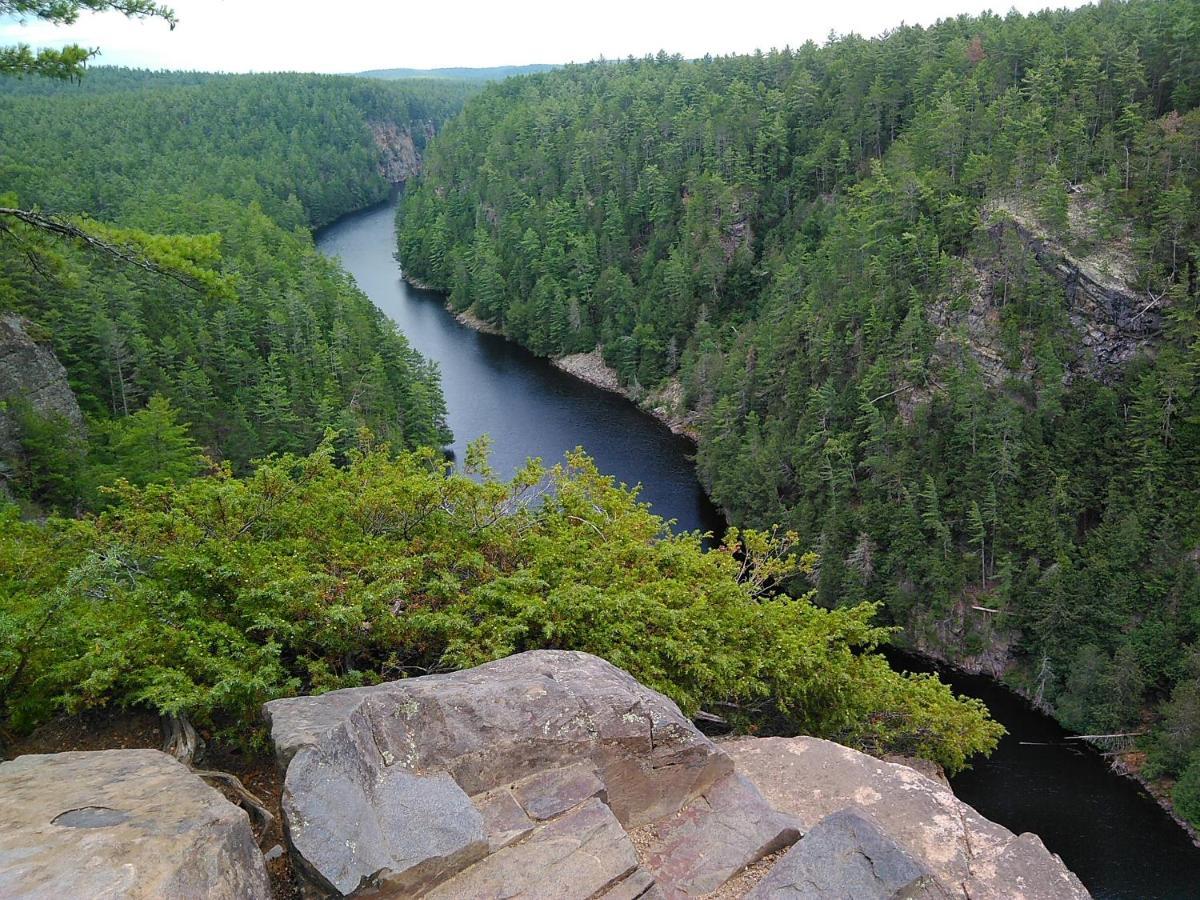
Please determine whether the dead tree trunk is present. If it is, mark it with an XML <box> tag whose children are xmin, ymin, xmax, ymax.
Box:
<box><xmin>160</xmin><ymin>713</ymin><xmax>204</xmax><ymax>766</ymax></box>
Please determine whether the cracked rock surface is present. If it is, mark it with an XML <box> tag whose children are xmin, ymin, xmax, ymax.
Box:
<box><xmin>745</xmin><ymin>807</ymin><xmax>948</xmax><ymax>899</ymax></box>
<box><xmin>0</xmin><ymin>749</ymin><xmax>270</xmax><ymax>900</ymax></box>
<box><xmin>264</xmin><ymin>653</ymin><xmax>1089</xmax><ymax>899</ymax></box>
<box><xmin>725</xmin><ymin>736</ymin><xmax>1090</xmax><ymax>900</ymax></box>
<box><xmin>265</xmin><ymin>650</ymin><xmax>737</xmax><ymax>897</ymax></box>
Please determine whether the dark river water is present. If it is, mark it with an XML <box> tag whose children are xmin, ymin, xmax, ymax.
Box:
<box><xmin>318</xmin><ymin>196</ymin><xmax>1200</xmax><ymax>899</ymax></box>
<box><xmin>317</xmin><ymin>199</ymin><xmax>723</xmax><ymax>536</ymax></box>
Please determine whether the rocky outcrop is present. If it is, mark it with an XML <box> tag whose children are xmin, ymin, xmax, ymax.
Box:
<box><xmin>725</xmin><ymin>736</ymin><xmax>1090</xmax><ymax>900</ymax></box>
<box><xmin>370</xmin><ymin>120</ymin><xmax>434</xmax><ymax>183</ymax></box>
<box><xmin>552</xmin><ymin>349</ymin><xmax>698</xmax><ymax>439</ymax></box>
<box><xmin>265</xmin><ymin>651</ymin><xmax>1088</xmax><ymax>899</ymax></box>
<box><xmin>0</xmin><ymin>314</ymin><xmax>85</xmax><ymax>462</ymax></box>
<box><xmin>746</xmin><ymin>808</ymin><xmax>948</xmax><ymax>899</ymax></box>
<box><xmin>265</xmin><ymin>650</ymin><xmax>766</xmax><ymax>898</ymax></box>
<box><xmin>929</xmin><ymin>200</ymin><xmax>1160</xmax><ymax>389</ymax></box>
<box><xmin>637</xmin><ymin>772</ymin><xmax>801</xmax><ymax>895</ymax></box>
<box><xmin>0</xmin><ymin>749</ymin><xmax>271</xmax><ymax>899</ymax></box>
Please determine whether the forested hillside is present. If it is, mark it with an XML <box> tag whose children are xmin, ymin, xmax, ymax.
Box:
<box><xmin>397</xmin><ymin>0</ymin><xmax>1200</xmax><ymax>819</ymax></box>
<box><xmin>1</xmin><ymin>72</ymin><xmax>472</xmax><ymax>506</ymax></box>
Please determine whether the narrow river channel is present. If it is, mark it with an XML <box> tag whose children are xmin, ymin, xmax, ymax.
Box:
<box><xmin>318</xmin><ymin>195</ymin><xmax>1200</xmax><ymax>899</ymax></box>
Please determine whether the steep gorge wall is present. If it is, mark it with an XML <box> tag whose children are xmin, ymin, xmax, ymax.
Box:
<box><xmin>0</xmin><ymin>314</ymin><xmax>84</xmax><ymax>464</ymax></box>
<box><xmin>906</xmin><ymin>199</ymin><xmax>1167</xmax><ymax>681</ymax></box>
<box><xmin>930</xmin><ymin>200</ymin><xmax>1162</xmax><ymax>392</ymax></box>
<box><xmin>370</xmin><ymin>120</ymin><xmax>436</xmax><ymax>184</ymax></box>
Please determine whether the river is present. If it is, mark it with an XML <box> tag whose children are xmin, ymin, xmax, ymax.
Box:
<box><xmin>318</xmin><ymin>195</ymin><xmax>1200</xmax><ymax>899</ymax></box>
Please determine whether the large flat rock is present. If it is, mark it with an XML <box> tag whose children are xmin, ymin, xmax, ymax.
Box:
<box><xmin>280</xmin><ymin>706</ymin><xmax>487</xmax><ymax>895</ymax></box>
<box><xmin>746</xmin><ymin>808</ymin><xmax>947</xmax><ymax>899</ymax></box>
<box><xmin>423</xmin><ymin>798</ymin><xmax>639</xmax><ymax>899</ymax></box>
<box><xmin>642</xmin><ymin>772</ymin><xmax>801</xmax><ymax>897</ymax></box>
<box><xmin>265</xmin><ymin>650</ymin><xmax>733</xmax><ymax>895</ymax></box>
<box><xmin>267</xmin><ymin>650</ymin><xmax>730</xmax><ymax>829</ymax></box>
<box><xmin>725</xmin><ymin>737</ymin><xmax>1090</xmax><ymax>900</ymax></box>
<box><xmin>0</xmin><ymin>749</ymin><xmax>270</xmax><ymax>900</ymax></box>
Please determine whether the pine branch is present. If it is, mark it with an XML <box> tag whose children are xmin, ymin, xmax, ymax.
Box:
<box><xmin>0</xmin><ymin>206</ymin><xmax>204</xmax><ymax>291</ymax></box>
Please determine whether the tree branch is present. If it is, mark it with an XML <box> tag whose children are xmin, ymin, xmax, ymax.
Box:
<box><xmin>0</xmin><ymin>206</ymin><xmax>204</xmax><ymax>291</ymax></box>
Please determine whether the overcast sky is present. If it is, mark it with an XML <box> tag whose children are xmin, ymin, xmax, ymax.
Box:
<box><xmin>0</xmin><ymin>0</ymin><xmax>1090</xmax><ymax>74</ymax></box>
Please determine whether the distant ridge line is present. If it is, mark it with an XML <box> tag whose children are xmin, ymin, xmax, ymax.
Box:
<box><xmin>355</xmin><ymin>64</ymin><xmax>558</xmax><ymax>81</ymax></box>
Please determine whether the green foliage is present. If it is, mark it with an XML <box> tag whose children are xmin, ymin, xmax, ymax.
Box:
<box><xmin>397</xmin><ymin>0</ymin><xmax>1200</xmax><ymax>786</ymax></box>
<box><xmin>6</xmin><ymin>403</ymin><xmax>86</xmax><ymax>509</ymax></box>
<box><xmin>0</xmin><ymin>441</ymin><xmax>1001</xmax><ymax>772</ymax></box>
<box><xmin>86</xmin><ymin>394</ymin><xmax>205</xmax><ymax>494</ymax></box>
<box><xmin>1</xmin><ymin>72</ymin><xmax>467</xmax><ymax>493</ymax></box>
<box><xmin>0</xmin><ymin>1</ymin><xmax>175</xmax><ymax>81</ymax></box>
<box><xmin>1174</xmin><ymin>755</ymin><xmax>1200</xmax><ymax>827</ymax></box>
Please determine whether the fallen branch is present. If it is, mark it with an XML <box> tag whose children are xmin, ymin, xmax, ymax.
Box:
<box><xmin>1130</xmin><ymin>289</ymin><xmax>1166</xmax><ymax>323</ymax></box>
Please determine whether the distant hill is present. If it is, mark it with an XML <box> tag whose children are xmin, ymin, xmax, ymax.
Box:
<box><xmin>356</xmin><ymin>64</ymin><xmax>557</xmax><ymax>81</ymax></box>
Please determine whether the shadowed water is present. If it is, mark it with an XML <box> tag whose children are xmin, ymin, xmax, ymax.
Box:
<box><xmin>888</xmin><ymin>649</ymin><xmax>1200</xmax><ymax>899</ymax></box>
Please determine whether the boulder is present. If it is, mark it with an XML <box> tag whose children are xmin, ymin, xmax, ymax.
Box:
<box><xmin>265</xmin><ymin>653</ymin><xmax>1088</xmax><ymax>899</ymax></box>
<box><xmin>0</xmin><ymin>314</ymin><xmax>85</xmax><ymax>463</ymax></box>
<box><xmin>641</xmin><ymin>772</ymin><xmax>801</xmax><ymax>897</ymax></box>
<box><xmin>279</xmin><ymin>710</ymin><xmax>487</xmax><ymax>895</ymax></box>
<box><xmin>265</xmin><ymin>650</ymin><xmax>734</xmax><ymax>896</ymax></box>
<box><xmin>746</xmin><ymin>808</ymin><xmax>947</xmax><ymax>899</ymax></box>
<box><xmin>0</xmin><ymin>749</ymin><xmax>270</xmax><ymax>900</ymax></box>
<box><xmin>725</xmin><ymin>736</ymin><xmax>1090</xmax><ymax>900</ymax></box>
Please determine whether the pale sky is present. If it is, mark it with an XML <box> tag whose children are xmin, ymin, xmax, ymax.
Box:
<box><xmin>0</xmin><ymin>0</ymin><xmax>1090</xmax><ymax>74</ymax></box>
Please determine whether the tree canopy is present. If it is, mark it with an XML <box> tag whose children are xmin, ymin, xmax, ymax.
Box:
<box><xmin>1</xmin><ymin>70</ymin><xmax>473</xmax><ymax>506</ymax></box>
<box><xmin>0</xmin><ymin>438</ymin><xmax>1003</xmax><ymax>773</ymax></box>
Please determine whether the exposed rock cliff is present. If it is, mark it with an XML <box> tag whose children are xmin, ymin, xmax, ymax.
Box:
<box><xmin>929</xmin><ymin>198</ymin><xmax>1161</xmax><ymax>388</ymax></box>
<box><xmin>370</xmin><ymin>120</ymin><xmax>435</xmax><ymax>183</ymax></box>
<box><xmin>265</xmin><ymin>650</ymin><xmax>1088</xmax><ymax>899</ymax></box>
<box><xmin>0</xmin><ymin>313</ymin><xmax>85</xmax><ymax>463</ymax></box>
<box><xmin>553</xmin><ymin>349</ymin><xmax>699</xmax><ymax>440</ymax></box>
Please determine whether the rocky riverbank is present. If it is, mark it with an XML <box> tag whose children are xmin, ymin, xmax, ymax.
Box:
<box><xmin>551</xmin><ymin>350</ymin><xmax>699</xmax><ymax>441</ymax></box>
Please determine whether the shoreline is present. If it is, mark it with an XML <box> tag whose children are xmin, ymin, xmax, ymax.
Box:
<box><xmin>550</xmin><ymin>350</ymin><xmax>700</xmax><ymax>443</ymax></box>
<box><xmin>400</xmin><ymin>271</ymin><xmax>438</xmax><ymax>292</ymax></box>
<box><xmin>408</xmin><ymin>277</ymin><xmax>702</xmax><ymax>441</ymax></box>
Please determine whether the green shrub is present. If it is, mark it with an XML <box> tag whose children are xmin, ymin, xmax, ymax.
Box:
<box><xmin>0</xmin><ymin>439</ymin><xmax>1002</xmax><ymax>771</ymax></box>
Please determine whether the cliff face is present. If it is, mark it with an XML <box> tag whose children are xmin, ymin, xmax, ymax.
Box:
<box><xmin>370</xmin><ymin>120</ymin><xmax>436</xmax><ymax>183</ymax></box>
<box><xmin>910</xmin><ymin>198</ymin><xmax>1163</xmax><ymax>678</ymax></box>
<box><xmin>0</xmin><ymin>314</ymin><xmax>85</xmax><ymax>463</ymax></box>
<box><xmin>929</xmin><ymin>199</ymin><xmax>1161</xmax><ymax>389</ymax></box>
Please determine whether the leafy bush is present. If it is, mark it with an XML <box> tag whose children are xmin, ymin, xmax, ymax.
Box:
<box><xmin>0</xmin><ymin>440</ymin><xmax>1002</xmax><ymax>771</ymax></box>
